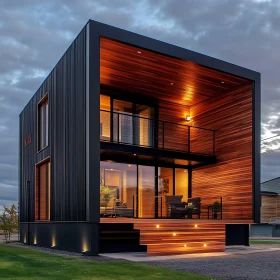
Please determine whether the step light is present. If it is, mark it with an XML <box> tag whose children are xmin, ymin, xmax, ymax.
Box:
<box><xmin>156</xmin><ymin>224</ymin><xmax>160</xmax><ymax>228</ymax></box>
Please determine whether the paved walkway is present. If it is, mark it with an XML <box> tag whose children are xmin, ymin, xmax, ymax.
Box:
<box><xmin>144</xmin><ymin>249</ymin><xmax>280</xmax><ymax>280</ymax></box>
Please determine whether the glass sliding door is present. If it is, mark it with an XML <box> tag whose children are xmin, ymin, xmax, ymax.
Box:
<box><xmin>138</xmin><ymin>165</ymin><xmax>155</xmax><ymax>218</ymax></box>
<box><xmin>158</xmin><ymin>167</ymin><xmax>174</xmax><ymax>218</ymax></box>
<box><xmin>175</xmin><ymin>168</ymin><xmax>188</xmax><ymax>202</ymax></box>
<box><xmin>113</xmin><ymin>100</ymin><xmax>133</xmax><ymax>144</ymax></box>
<box><xmin>100</xmin><ymin>95</ymin><xmax>111</xmax><ymax>141</ymax></box>
<box><xmin>100</xmin><ymin>162</ymin><xmax>137</xmax><ymax>217</ymax></box>
<box><xmin>134</xmin><ymin>104</ymin><xmax>154</xmax><ymax>147</ymax></box>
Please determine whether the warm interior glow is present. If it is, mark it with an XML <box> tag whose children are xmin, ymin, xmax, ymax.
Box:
<box><xmin>184</xmin><ymin>244</ymin><xmax>187</xmax><ymax>247</ymax></box>
<box><xmin>194</xmin><ymin>224</ymin><xmax>198</xmax><ymax>228</ymax></box>
<box><xmin>156</xmin><ymin>225</ymin><xmax>160</xmax><ymax>228</ymax></box>
<box><xmin>204</xmin><ymin>243</ymin><xmax>207</xmax><ymax>247</ymax></box>
<box><xmin>173</xmin><ymin>233</ymin><xmax>176</xmax><ymax>236</ymax></box>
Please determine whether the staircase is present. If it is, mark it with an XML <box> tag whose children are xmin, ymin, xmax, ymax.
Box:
<box><xmin>99</xmin><ymin>223</ymin><xmax>147</xmax><ymax>253</ymax></box>
<box><xmin>133</xmin><ymin>220</ymin><xmax>226</xmax><ymax>256</ymax></box>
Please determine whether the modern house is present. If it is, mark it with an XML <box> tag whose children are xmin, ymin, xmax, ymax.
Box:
<box><xmin>19</xmin><ymin>20</ymin><xmax>261</xmax><ymax>256</ymax></box>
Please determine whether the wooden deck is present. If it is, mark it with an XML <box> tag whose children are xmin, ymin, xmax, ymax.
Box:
<box><xmin>100</xmin><ymin>218</ymin><xmax>253</xmax><ymax>255</ymax></box>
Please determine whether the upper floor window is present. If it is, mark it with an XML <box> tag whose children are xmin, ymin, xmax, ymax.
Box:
<box><xmin>38</xmin><ymin>94</ymin><xmax>49</xmax><ymax>151</ymax></box>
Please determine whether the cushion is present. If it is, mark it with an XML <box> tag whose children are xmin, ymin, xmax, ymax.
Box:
<box><xmin>165</xmin><ymin>195</ymin><xmax>183</xmax><ymax>204</ymax></box>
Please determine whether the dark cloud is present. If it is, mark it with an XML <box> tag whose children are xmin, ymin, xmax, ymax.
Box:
<box><xmin>0</xmin><ymin>0</ymin><xmax>279</xmax><ymax>210</ymax></box>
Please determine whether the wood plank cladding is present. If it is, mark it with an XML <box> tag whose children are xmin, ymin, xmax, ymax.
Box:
<box><xmin>191</xmin><ymin>84</ymin><xmax>253</xmax><ymax>220</ymax></box>
<box><xmin>100</xmin><ymin>37</ymin><xmax>251</xmax><ymax>107</ymax></box>
<box><xmin>101</xmin><ymin>219</ymin><xmax>226</xmax><ymax>255</ymax></box>
<box><xmin>261</xmin><ymin>194</ymin><xmax>280</xmax><ymax>223</ymax></box>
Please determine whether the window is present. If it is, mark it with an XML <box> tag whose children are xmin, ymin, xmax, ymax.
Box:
<box><xmin>35</xmin><ymin>159</ymin><xmax>50</xmax><ymax>221</ymax></box>
<box><xmin>38</xmin><ymin>94</ymin><xmax>49</xmax><ymax>151</ymax></box>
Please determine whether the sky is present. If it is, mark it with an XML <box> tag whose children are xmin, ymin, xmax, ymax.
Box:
<box><xmin>1</xmin><ymin>0</ymin><xmax>280</xmax><ymax>210</ymax></box>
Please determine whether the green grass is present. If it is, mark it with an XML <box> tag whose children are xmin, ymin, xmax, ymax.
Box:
<box><xmin>0</xmin><ymin>244</ymin><xmax>217</xmax><ymax>280</ymax></box>
<box><xmin>250</xmin><ymin>240</ymin><xmax>280</xmax><ymax>245</ymax></box>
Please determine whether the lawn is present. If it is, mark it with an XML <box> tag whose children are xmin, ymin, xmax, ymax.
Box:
<box><xmin>250</xmin><ymin>240</ymin><xmax>280</xmax><ymax>245</ymax></box>
<box><xmin>0</xmin><ymin>244</ymin><xmax>217</xmax><ymax>280</ymax></box>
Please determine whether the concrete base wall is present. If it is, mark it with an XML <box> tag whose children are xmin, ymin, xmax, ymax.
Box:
<box><xmin>19</xmin><ymin>222</ymin><xmax>99</xmax><ymax>254</ymax></box>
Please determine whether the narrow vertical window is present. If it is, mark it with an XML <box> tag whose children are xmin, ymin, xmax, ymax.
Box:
<box><xmin>35</xmin><ymin>159</ymin><xmax>50</xmax><ymax>221</ymax></box>
<box><xmin>38</xmin><ymin>94</ymin><xmax>49</xmax><ymax>151</ymax></box>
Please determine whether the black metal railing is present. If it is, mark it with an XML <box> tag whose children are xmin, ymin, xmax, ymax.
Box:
<box><xmin>100</xmin><ymin>110</ymin><xmax>216</xmax><ymax>156</ymax></box>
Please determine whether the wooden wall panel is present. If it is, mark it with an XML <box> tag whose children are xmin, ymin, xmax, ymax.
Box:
<box><xmin>191</xmin><ymin>84</ymin><xmax>253</xmax><ymax>220</ymax></box>
<box><xmin>19</xmin><ymin>27</ymin><xmax>87</xmax><ymax>222</ymax></box>
<box><xmin>261</xmin><ymin>195</ymin><xmax>277</xmax><ymax>223</ymax></box>
<box><xmin>100</xmin><ymin>37</ymin><xmax>250</xmax><ymax>107</ymax></box>
<box><xmin>158</xmin><ymin>101</ymin><xmax>190</xmax><ymax>152</ymax></box>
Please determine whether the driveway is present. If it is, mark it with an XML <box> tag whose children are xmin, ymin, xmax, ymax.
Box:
<box><xmin>145</xmin><ymin>248</ymin><xmax>280</xmax><ymax>280</ymax></box>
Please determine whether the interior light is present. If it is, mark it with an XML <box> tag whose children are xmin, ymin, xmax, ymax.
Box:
<box><xmin>184</xmin><ymin>244</ymin><xmax>187</xmax><ymax>247</ymax></box>
<box><xmin>173</xmin><ymin>233</ymin><xmax>176</xmax><ymax>236</ymax></box>
<box><xmin>137</xmin><ymin>51</ymin><xmax>142</xmax><ymax>54</ymax></box>
<box><xmin>184</xmin><ymin>170</ymin><xmax>187</xmax><ymax>173</ymax></box>
<box><xmin>170</xmin><ymin>82</ymin><xmax>174</xmax><ymax>85</ymax></box>
<box><xmin>156</xmin><ymin>225</ymin><xmax>160</xmax><ymax>228</ymax></box>
<box><xmin>110</xmin><ymin>168</ymin><xmax>113</xmax><ymax>171</ymax></box>
<box><xmin>133</xmin><ymin>154</ymin><xmax>136</xmax><ymax>156</ymax></box>
<box><xmin>185</xmin><ymin>116</ymin><xmax>191</xmax><ymax>122</ymax></box>
<box><xmin>194</xmin><ymin>224</ymin><xmax>198</xmax><ymax>228</ymax></box>
<box><xmin>204</xmin><ymin>244</ymin><xmax>207</xmax><ymax>247</ymax></box>
<box><xmin>128</xmin><ymin>164</ymin><xmax>131</xmax><ymax>167</ymax></box>
<box><xmin>221</xmin><ymin>81</ymin><xmax>225</xmax><ymax>84</ymax></box>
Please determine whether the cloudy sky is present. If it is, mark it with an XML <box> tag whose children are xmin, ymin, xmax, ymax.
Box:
<box><xmin>1</xmin><ymin>0</ymin><xmax>280</xmax><ymax>210</ymax></box>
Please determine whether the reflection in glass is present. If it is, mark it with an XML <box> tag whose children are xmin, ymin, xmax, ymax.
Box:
<box><xmin>100</xmin><ymin>162</ymin><xmax>136</xmax><ymax>218</ymax></box>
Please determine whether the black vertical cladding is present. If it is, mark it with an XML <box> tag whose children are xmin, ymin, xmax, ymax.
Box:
<box><xmin>19</xmin><ymin>27</ymin><xmax>87</xmax><ymax>223</ymax></box>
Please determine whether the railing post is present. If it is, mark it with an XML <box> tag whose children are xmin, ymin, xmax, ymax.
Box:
<box><xmin>213</xmin><ymin>131</ymin><xmax>216</xmax><ymax>156</ymax></box>
<box><xmin>117</xmin><ymin>113</ymin><xmax>120</xmax><ymax>143</ymax></box>
<box><xmin>188</xmin><ymin>126</ymin><xmax>190</xmax><ymax>154</ymax></box>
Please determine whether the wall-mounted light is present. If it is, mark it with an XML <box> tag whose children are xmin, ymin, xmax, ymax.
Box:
<box><xmin>185</xmin><ymin>116</ymin><xmax>191</xmax><ymax>122</ymax></box>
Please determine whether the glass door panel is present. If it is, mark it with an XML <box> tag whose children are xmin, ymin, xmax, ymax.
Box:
<box><xmin>138</xmin><ymin>165</ymin><xmax>155</xmax><ymax>218</ymax></box>
<box><xmin>175</xmin><ymin>169</ymin><xmax>188</xmax><ymax>202</ymax></box>
<box><xmin>135</xmin><ymin>104</ymin><xmax>154</xmax><ymax>147</ymax></box>
<box><xmin>100</xmin><ymin>161</ymin><xmax>137</xmax><ymax>218</ymax></box>
<box><xmin>100</xmin><ymin>95</ymin><xmax>111</xmax><ymax>141</ymax></box>
<box><xmin>113</xmin><ymin>100</ymin><xmax>133</xmax><ymax>144</ymax></box>
<box><xmin>158</xmin><ymin>167</ymin><xmax>173</xmax><ymax>218</ymax></box>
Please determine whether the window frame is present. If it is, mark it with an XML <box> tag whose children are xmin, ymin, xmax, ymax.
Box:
<box><xmin>37</xmin><ymin>92</ymin><xmax>49</xmax><ymax>153</ymax></box>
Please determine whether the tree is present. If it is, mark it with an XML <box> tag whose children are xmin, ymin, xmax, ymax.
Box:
<box><xmin>0</xmin><ymin>204</ymin><xmax>18</xmax><ymax>242</ymax></box>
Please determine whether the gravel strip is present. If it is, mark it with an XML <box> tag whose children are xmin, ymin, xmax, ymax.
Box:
<box><xmin>144</xmin><ymin>250</ymin><xmax>280</xmax><ymax>280</ymax></box>
<box><xmin>8</xmin><ymin>242</ymin><xmax>124</xmax><ymax>262</ymax></box>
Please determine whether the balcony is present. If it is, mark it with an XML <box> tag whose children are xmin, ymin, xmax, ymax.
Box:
<box><xmin>100</xmin><ymin>110</ymin><xmax>215</xmax><ymax>159</ymax></box>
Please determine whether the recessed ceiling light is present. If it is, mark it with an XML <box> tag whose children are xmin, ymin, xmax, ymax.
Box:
<box><xmin>137</xmin><ymin>51</ymin><xmax>142</xmax><ymax>54</ymax></box>
<box><xmin>221</xmin><ymin>81</ymin><xmax>225</xmax><ymax>84</ymax></box>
